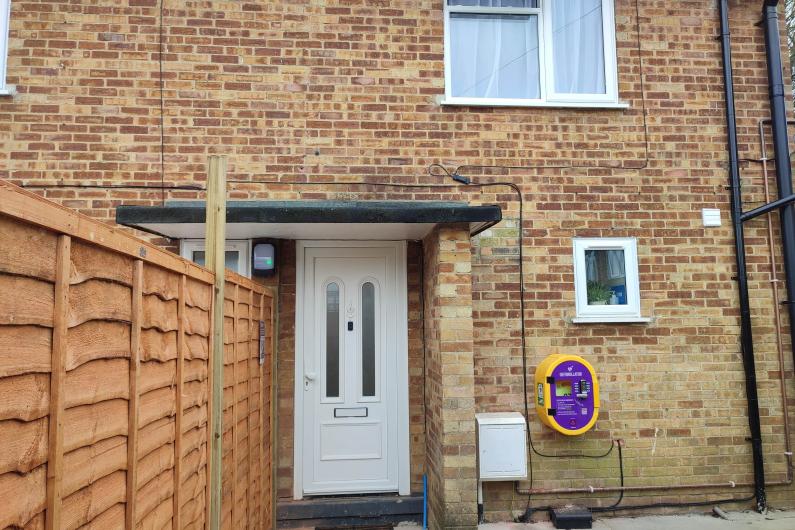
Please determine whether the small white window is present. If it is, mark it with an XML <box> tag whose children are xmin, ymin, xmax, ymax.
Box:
<box><xmin>573</xmin><ymin>238</ymin><xmax>648</xmax><ymax>323</ymax></box>
<box><xmin>443</xmin><ymin>0</ymin><xmax>620</xmax><ymax>108</ymax></box>
<box><xmin>180</xmin><ymin>239</ymin><xmax>251</xmax><ymax>277</ymax></box>
<box><xmin>0</xmin><ymin>0</ymin><xmax>10</xmax><ymax>94</ymax></box>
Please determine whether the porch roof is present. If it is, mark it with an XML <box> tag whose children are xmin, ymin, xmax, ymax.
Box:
<box><xmin>116</xmin><ymin>200</ymin><xmax>502</xmax><ymax>240</ymax></box>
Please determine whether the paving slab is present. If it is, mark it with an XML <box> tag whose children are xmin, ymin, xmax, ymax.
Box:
<box><xmin>473</xmin><ymin>510</ymin><xmax>795</xmax><ymax>530</ymax></box>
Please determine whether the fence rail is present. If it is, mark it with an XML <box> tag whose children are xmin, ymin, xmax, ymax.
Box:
<box><xmin>0</xmin><ymin>181</ymin><xmax>273</xmax><ymax>529</ymax></box>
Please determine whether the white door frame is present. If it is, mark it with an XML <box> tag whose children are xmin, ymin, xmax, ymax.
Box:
<box><xmin>293</xmin><ymin>240</ymin><xmax>410</xmax><ymax>499</ymax></box>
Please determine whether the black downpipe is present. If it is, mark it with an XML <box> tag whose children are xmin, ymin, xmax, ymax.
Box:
<box><xmin>718</xmin><ymin>0</ymin><xmax>767</xmax><ymax>512</ymax></box>
<box><xmin>763</xmin><ymin>0</ymin><xmax>795</xmax><ymax>389</ymax></box>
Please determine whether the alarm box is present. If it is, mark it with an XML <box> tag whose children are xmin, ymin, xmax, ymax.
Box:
<box><xmin>535</xmin><ymin>354</ymin><xmax>599</xmax><ymax>436</ymax></box>
<box><xmin>252</xmin><ymin>243</ymin><xmax>275</xmax><ymax>277</ymax></box>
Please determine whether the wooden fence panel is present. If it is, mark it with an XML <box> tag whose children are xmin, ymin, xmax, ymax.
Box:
<box><xmin>0</xmin><ymin>181</ymin><xmax>273</xmax><ymax>530</ymax></box>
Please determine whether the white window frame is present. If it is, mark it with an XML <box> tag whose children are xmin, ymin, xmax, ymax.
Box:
<box><xmin>0</xmin><ymin>0</ymin><xmax>10</xmax><ymax>95</ymax></box>
<box><xmin>180</xmin><ymin>239</ymin><xmax>251</xmax><ymax>277</ymax></box>
<box><xmin>572</xmin><ymin>237</ymin><xmax>648</xmax><ymax>324</ymax></box>
<box><xmin>442</xmin><ymin>0</ymin><xmax>623</xmax><ymax>109</ymax></box>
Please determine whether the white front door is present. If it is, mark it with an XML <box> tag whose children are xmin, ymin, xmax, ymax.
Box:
<box><xmin>296</xmin><ymin>241</ymin><xmax>409</xmax><ymax>497</ymax></box>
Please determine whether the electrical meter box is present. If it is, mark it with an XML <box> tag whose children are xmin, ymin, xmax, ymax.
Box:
<box><xmin>535</xmin><ymin>354</ymin><xmax>599</xmax><ymax>436</ymax></box>
<box><xmin>476</xmin><ymin>412</ymin><xmax>527</xmax><ymax>481</ymax></box>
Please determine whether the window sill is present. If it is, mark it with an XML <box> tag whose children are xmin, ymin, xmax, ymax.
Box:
<box><xmin>571</xmin><ymin>316</ymin><xmax>652</xmax><ymax>324</ymax></box>
<box><xmin>439</xmin><ymin>97</ymin><xmax>630</xmax><ymax>110</ymax></box>
<box><xmin>0</xmin><ymin>85</ymin><xmax>16</xmax><ymax>97</ymax></box>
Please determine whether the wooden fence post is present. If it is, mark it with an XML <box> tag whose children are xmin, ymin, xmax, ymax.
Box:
<box><xmin>206</xmin><ymin>155</ymin><xmax>227</xmax><ymax>530</ymax></box>
<box><xmin>45</xmin><ymin>235</ymin><xmax>70</xmax><ymax>530</ymax></box>
<box><xmin>173</xmin><ymin>274</ymin><xmax>186</xmax><ymax>529</ymax></box>
<box><xmin>126</xmin><ymin>259</ymin><xmax>143</xmax><ymax>529</ymax></box>
<box><xmin>231</xmin><ymin>284</ymin><xmax>239</xmax><ymax>529</ymax></box>
<box><xmin>246</xmin><ymin>287</ymin><xmax>253</xmax><ymax>525</ymax></box>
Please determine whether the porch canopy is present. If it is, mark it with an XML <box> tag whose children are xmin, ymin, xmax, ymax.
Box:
<box><xmin>116</xmin><ymin>200</ymin><xmax>502</xmax><ymax>240</ymax></box>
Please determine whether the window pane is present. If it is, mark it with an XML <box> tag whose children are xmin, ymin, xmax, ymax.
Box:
<box><xmin>361</xmin><ymin>282</ymin><xmax>376</xmax><ymax>397</ymax></box>
<box><xmin>326</xmin><ymin>283</ymin><xmax>340</xmax><ymax>398</ymax></box>
<box><xmin>191</xmin><ymin>250</ymin><xmax>240</xmax><ymax>273</ymax></box>
<box><xmin>585</xmin><ymin>249</ymin><xmax>627</xmax><ymax>306</ymax></box>
<box><xmin>448</xmin><ymin>0</ymin><xmax>538</xmax><ymax>6</ymax></box>
<box><xmin>552</xmin><ymin>0</ymin><xmax>606</xmax><ymax>94</ymax></box>
<box><xmin>450</xmin><ymin>13</ymin><xmax>540</xmax><ymax>99</ymax></box>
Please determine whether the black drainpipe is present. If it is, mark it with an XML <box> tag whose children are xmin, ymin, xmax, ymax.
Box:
<box><xmin>762</xmin><ymin>0</ymin><xmax>795</xmax><ymax>379</ymax></box>
<box><xmin>718</xmin><ymin>0</ymin><xmax>767</xmax><ymax>512</ymax></box>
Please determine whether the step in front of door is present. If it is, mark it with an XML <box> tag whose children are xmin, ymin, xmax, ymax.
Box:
<box><xmin>277</xmin><ymin>494</ymin><xmax>423</xmax><ymax>528</ymax></box>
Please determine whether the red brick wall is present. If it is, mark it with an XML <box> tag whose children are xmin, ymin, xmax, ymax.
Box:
<box><xmin>2</xmin><ymin>0</ymin><xmax>795</xmax><ymax>521</ymax></box>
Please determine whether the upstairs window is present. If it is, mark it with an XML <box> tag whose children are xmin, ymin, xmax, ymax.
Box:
<box><xmin>443</xmin><ymin>0</ymin><xmax>619</xmax><ymax>107</ymax></box>
<box><xmin>0</xmin><ymin>0</ymin><xmax>9</xmax><ymax>94</ymax></box>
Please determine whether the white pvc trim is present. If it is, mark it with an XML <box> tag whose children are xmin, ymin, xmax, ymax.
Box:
<box><xmin>440</xmin><ymin>97</ymin><xmax>629</xmax><ymax>109</ymax></box>
<box><xmin>573</xmin><ymin>237</ymin><xmax>643</xmax><ymax>321</ymax></box>
<box><xmin>179</xmin><ymin>239</ymin><xmax>251</xmax><ymax>277</ymax></box>
<box><xmin>443</xmin><ymin>0</ymin><xmax>620</xmax><ymax>107</ymax></box>
<box><xmin>571</xmin><ymin>316</ymin><xmax>651</xmax><ymax>324</ymax></box>
<box><xmin>0</xmin><ymin>0</ymin><xmax>9</xmax><ymax>93</ymax></box>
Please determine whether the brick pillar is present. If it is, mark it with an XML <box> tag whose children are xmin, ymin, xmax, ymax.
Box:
<box><xmin>423</xmin><ymin>224</ymin><xmax>477</xmax><ymax>530</ymax></box>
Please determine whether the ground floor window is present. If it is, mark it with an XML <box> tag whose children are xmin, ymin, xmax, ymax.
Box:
<box><xmin>573</xmin><ymin>237</ymin><xmax>645</xmax><ymax>323</ymax></box>
<box><xmin>180</xmin><ymin>239</ymin><xmax>251</xmax><ymax>277</ymax></box>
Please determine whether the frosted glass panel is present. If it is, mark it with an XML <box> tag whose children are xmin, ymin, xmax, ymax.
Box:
<box><xmin>326</xmin><ymin>283</ymin><xmax>340</xmax><ymax>398</ymax></box>
<box><xmin>191</xmin><ymin>250</ymin><xmax>240</xmax><ymax>272</ymax></box>
<box><xmin>361</xmin><ymin>282</ymin><xmax>376</xmax><ymax>397</ymax></box>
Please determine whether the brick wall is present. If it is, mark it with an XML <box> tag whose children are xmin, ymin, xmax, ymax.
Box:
<box><xmin>423</xmin><ymin>224</ymin><xmax>478</xmax><ymax>529</ymax></box>
<box><xmin>2</xmin><ymin>0</ymin><xmax>795</xmax><ymax>523</ymax></box>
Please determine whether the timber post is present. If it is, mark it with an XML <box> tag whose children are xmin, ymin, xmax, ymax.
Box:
<box><xmin>206</xmin><ymin>155</ymin><xmax>227</xmax><ymax>530</ymax></box>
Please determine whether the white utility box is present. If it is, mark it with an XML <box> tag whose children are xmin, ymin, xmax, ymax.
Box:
<box><xmin>476</xmin><ymin>412</ymin><xmax>527</xmax><ymax>481</ymax></box>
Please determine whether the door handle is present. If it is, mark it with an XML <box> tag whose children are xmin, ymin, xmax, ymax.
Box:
<box><xmin>304</xmin><ymin>372</ymin><xmax>316</xmax><ymax>391</ymax></box>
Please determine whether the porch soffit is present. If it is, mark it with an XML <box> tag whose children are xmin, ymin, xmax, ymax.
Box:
<box><xmin>116</xmin><ymin>200</ymin><xmax>502</xmax><ymax>240</ymax></box>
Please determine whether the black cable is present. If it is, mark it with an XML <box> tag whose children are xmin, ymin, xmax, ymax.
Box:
<box><xmin>589</xmin><ymin>494</ymin><xmax>756</xmax><ymax>513</ymax></box>
<box><xmin>158</xmin><ymin>0</ymin><xmax>166</xmax><ymax>206</ymax></box>
<box><xmin>591</xmin><ymin>441</ymin><xmax>625</xmax><ymax>512</ymax></box>
<box><xmin>518</xmin><ymin>440</ymin><xmax>621</xmax><ymax>522</ymax></box>
<box><xmin>19</xmin><ymin>183</ymin><xmax>204</xmax><ymax>191</ymax></box>
<box><xmin>522</xmin><ymin>495</ymin><xmax>756</xmax><ymax>522</ymax></box>
<box><xmin>520</xmin><ymin>439</ymin><xmax>755</xmax><ymax>520</ymax></box>
<box><xmin>455</xmin><ymin>0</ymin><xmax>651</xmax><ymax>179</ymax></box>
<box><xmin>528</xmin><ymin>436</ymin><xmax>615</xmax><ymax>459</ymax></box>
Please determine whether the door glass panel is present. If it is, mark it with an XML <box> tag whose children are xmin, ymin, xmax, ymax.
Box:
<box><xmin>326</xmin><ymin>283</ymin><xmax>340</xmax><ymax>398</ymax></box>
<box><xmin>191</xmin><ymin>250</ymin><xmax>240</xmax><ymax>273</ymax></box>
<box><xmin>361</xmin><ymin>282</ymin><xmax>376</xmax><ymax>397</ymax></box>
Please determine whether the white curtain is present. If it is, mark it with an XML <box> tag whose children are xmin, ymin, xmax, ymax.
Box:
<box><xmin>585</xmin><ymin>251</ymin><xmax>597</xmax><ymax>282</ymax></box>
<box><xmin>450</xmin><ymin>13</ymin><xmax>540</xmax><ymax>99</ymax></box>
<box><xmin>607</xmin><ymin>250</ymin><xmax>625</xmax><ymax>279</ymax></box>
<box><xmin>552</xmin><ymin>0</ymin><xmax>606</xmax><ymax>94</ymax></box>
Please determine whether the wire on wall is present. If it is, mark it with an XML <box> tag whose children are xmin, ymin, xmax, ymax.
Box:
<box><xmin>158</xmin><ymin>0</ymin><xmax>166</xmax><ymax>206</ymax></box>
<box><xmin>20</xmin><ymin>183</ymin><xmax>203</xmax><ymax>191</ymax></box>
<box><xmin>455</xmin><ymin>0</ymin><xmax>650</xmax><ymax>179</ymax></box>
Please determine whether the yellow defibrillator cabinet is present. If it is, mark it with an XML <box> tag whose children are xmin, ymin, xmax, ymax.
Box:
<box><xmin>535</xmin><ymin>354</ymin><xmax>600</xmax><ymax>436</ymax></box>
